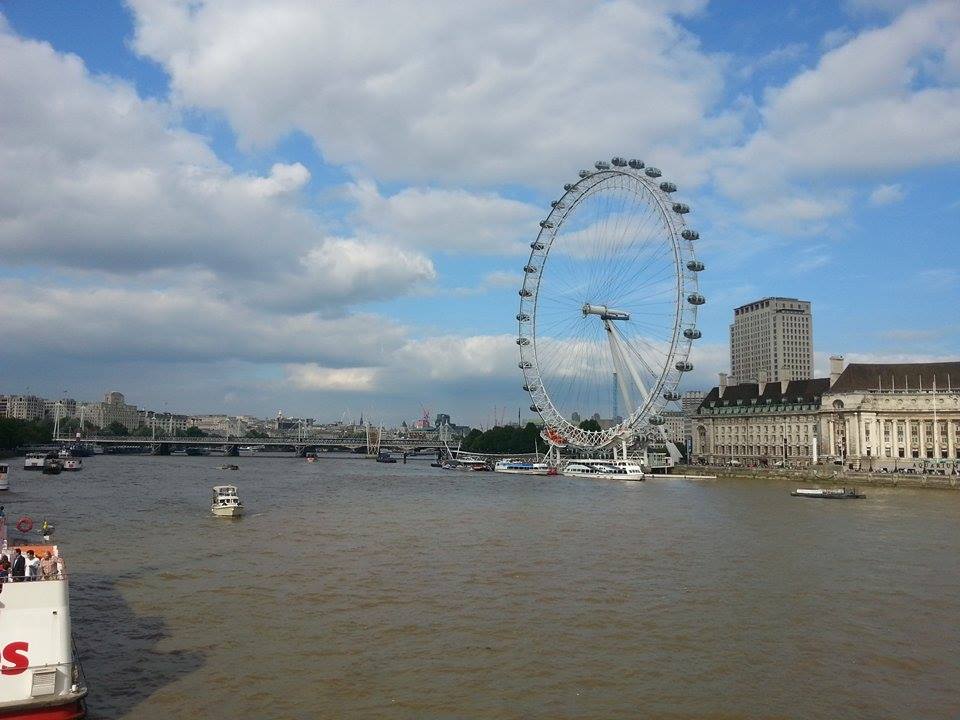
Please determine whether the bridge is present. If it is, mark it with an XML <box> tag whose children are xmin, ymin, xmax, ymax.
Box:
<box><xmin>54</xmin><ymin>434</ymin><xmax>448</xmax><ymax>457</ymax></box>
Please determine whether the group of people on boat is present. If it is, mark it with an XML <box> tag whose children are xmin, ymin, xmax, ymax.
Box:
<box><xmin>0</xmin><ymin>547</ymin><xmax>63</xmax><ymax>584</ymax></box>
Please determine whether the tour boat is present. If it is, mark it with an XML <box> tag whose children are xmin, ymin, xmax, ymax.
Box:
<box><xmin>23</xmin><ymin>454</ymin><xmax>47</xmax><ymax>472</ymax></box>
<box><xmin>0</xmin><ymin>515</ymin><xmax>88</xmax><ymax>718</ymax></box>
<box><xmin>493</xmin><ymin>459</ymin><xmax>553</xmax><ymax>475</ymax></box>
<box><xmin>61</xmin><ymin>459</ymin><xmax>82</xmax><ymax>472</ymax></box>
<box><xmin>57</xmin><ymin>449</ymin><xmax>72</xmax><ymax>460</ymax></box>
<box><xmin>0</xmin><ymin>464</ymin><xmax>8</xmax><ymax>491</ymax></box>
<box><xmin>791</xmin><ymin>487</ymin><xmax>865</xmax><ymax>499</ymax></box>
<box><xmin>562</xmin><ymin>459</ymin><xmax>646</xmax><ymax>481</ymax></box>
<box><xmin>211</xmin><ymin>485</ymin><xmax>244</xmax><ymax>517</ymax></box>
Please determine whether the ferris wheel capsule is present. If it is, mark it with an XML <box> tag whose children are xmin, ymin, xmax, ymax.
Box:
<box><xmin>663</xmin><ymin>391</ymin><xmax>681</xmax><ymax>401</ymax></box>
<box><xmin>611</xmin><ymin>157</ymin><xmax>628</xmax><ymax>167</ymax></box>
<box><xmin>684</xmin><ymin>328</ymin><xmax>702</xmax><ymax>340</ymax></box>
<box><xmin>595</xmin><ymin>160</ymin><xmax>610</xmax><ymax>170</ymax></box>
<box><xmin>686</xmin><ymin>260</ymin><xmax>704</xmax><ymax>272</ymax></box>
<box><xmin>628</xmin><ymin>159</ymin><xmax>645</xmax><ymax>169</ymax></box>
<box><xmin>516</xmin><ymin>313</ymin><xmax>530</xmax><ymax>322</ymax></box>
<box><xmin>687</xmin><ymin>293</ymin><xmax>706</xmax><ymax>305</ymax></box>
<box><xmin>516</xmin><ymin>337</ymin><xmax>530</xmax><ymax>346</ymax></box>
<box><xmin>676</xmin><ymin>361</ymin><xmax>693</xmax><ymax>372</ymax></box>
<box><xmin>672</xmin><ymin>203</ymin><xmax>690</xmax><ymax>214</ymax></box>
<box><xmin>644</xmin><ymin>167</ymin><xmax>662</xmax><ymax>178</ymax></box>
<box><xmin>659</xmin><ymin>182</ymin><xmax>677</xmax><ymax>193</ymax></box>
<box><xmin>564</xmin><ymin>183</ymin><xmax>575</xmax><ymax>191</ymax></box>
<box><xmin>579</xmin><ymin>169</ymin><xmax>592</xmax><ymax>178</ymax></box>
<box><xmin>681</xmin><ymin>229</ymin><xmax>699</xmax><ymax>241</ymax></box>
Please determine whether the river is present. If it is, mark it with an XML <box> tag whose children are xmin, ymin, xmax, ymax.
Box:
<box><xmin>5</xmin><ymin>454</ymin><xmax>960</xmax><ymax>718</ymax></box>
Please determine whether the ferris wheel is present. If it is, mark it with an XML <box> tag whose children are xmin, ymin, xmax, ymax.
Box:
<box><xmin>516</xmin><ymin>157</ymin><xmax>704</xmax><ymax>452</ymax></box>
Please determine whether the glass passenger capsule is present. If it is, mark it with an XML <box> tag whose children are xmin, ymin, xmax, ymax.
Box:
<box><xmin>645</xmin><ymin>167</ymin><xmax>662</xmax><ymax>178</ymax></box>
<box><xmin>681</xmin><ymin>229</ymin><xmax>699</xmax><ymax>241</ymax></box>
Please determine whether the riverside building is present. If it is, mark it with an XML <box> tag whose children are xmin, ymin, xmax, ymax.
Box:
<box><xmin>730</xmin><ymin>297</ymin><xmax>813</xmax><ymax>383</ymax></box>
<box><xmin>692</xmin><ymin>357</ymin><xmax>960</xmax><ymax>472</ymax></box>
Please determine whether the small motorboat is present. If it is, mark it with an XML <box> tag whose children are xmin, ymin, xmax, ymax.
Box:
<box><xmin>211</xmin><ymin>485</ymin><xmax>244</xmax><ymax>517</ymax></box>
<box><xmin>791</xmin><ymin>487</ymin><xmax>865</xmax><ymax>499</ymax></box>
<box><xmin>218</xmin><ymin>464</ymin><xmax>239</xmax><ymax>471</ymax></box>
<box><xmin>62</xmin><ymin>458</ymin><xmax>83</xmax><ymax>471</ymax></box>
<box><xmin>306</xmin><ymin>455</ymin><xmax>317</xmax><ymax>463</ymax></box>
<box><xmin>42</xmin><ymin>459</ymin><xmax>64</xmax><ymax>475</ymax></box>
<box><xmin>0</xmin><ymin>464</ymin><xmax>8</xmax><ymax>491</ymax></box>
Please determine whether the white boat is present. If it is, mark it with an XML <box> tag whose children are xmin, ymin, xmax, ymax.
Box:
<box><xmin>791</xmin><ymin>487</ymin><xmax>865</xmax><ymax>499</ymax></box>
<box><xmin>62</xmin><ymin>459</ymin><xmax>83</xmax><ymax>472</ymax></box>
<box><xmin>211</xmin><ymin>485</ymin><xmax>244</xmax><ymax>517</ymax></box>
<box><xmin>493</xmin><ymin>459</ymin><xmax>555</xmax><ymax>475</ymax></box>
<box><xmin>58</xmin><ymin>448</ymin><xmax>72</xmax><ymax>459</ymax></box>
<box><xmin>0</xmin><ymin>515</ymin><xmax>88</xmax><ymax>717</ymax></box>
<box><xmin>0</xmin><ymin>464</ymin><xmax>8</xmax><ymax>491</ymax></box>
<box><xmin>23</xmin><ymin>453</ymin><xmax>46</xmax><ymax>471</ymax></box>
<box><xmin>562</xmin><ymin>458</ymin><xmax>646</xmax><ymax>481</ymax></box>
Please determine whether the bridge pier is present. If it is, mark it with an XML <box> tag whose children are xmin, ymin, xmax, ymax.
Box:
<box><xmin>150</xmin><ymin>443</ymin><xmax>170</xmax><ymax>456</ymax></box>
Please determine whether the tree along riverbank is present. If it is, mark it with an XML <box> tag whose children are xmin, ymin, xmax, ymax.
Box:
<box><xmin>682</xmin><ymin>465</ymin><xmax>960</xmax><ymax>490</ymax></box>
<box><xmin>0</xmin><ymin>417</ymin><xmax>54</xmax><ymax>457</ymax></box>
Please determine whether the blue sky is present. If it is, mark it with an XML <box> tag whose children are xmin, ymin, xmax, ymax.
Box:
<box><xmin>0</xmin><ymin>0</ymin><xmax>958</xmax><ymax>426</ymax></box>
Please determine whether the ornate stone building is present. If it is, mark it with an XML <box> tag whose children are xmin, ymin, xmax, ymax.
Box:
<box><xmin>693</xmin><ymin>357</ymin><xmax>960</xmax><ymax>471</ymax></box>
<box><xmin>821</xmin><ymin>359</ymin><xmax>960</xmax><ymax>469</ymax></box>
<box><xmin>692</xmin><ymin>376</ymin><xmax>827</xmax><ymax>466</ymax></box>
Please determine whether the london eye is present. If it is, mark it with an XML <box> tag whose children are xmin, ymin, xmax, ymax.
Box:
<box><xmin>516</xmin><ymin>158</ymin><xmax>704</xmax><ymax>452</ymax></box>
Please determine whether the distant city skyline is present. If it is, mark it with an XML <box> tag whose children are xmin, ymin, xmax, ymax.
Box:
<box><xmin>0</xmin><ymin>1</ymin><xmax>958</xmax><ymax>426</ymax></box>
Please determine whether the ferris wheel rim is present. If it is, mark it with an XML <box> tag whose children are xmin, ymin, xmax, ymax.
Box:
<box><xmin>516</xmin><ymin>160</ymin><xmax>703</xmax><ymax>451</ymax></box>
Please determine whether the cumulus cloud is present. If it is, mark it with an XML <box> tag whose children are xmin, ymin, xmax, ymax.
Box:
<box><xmin>284</xmin><ymin>365</ymin><xmax>380</xmax><ymax>392</ymax></box>
<box><xmin>0</xmin><ymin>22</ymin><xmax>433</xmax><ymax>312</ymax></box>
<box><xmin>345</xmin><ymin>180</ymin><xmax>540</xmax><ymax>254</ymax></box>
<box><xmin>0</xmin><ymin>280</ymin><xmax>408</xmax><ymax>365</ymax></box>
<box><xmin>715</xmin><ymin>1</ymin><xmax>960</xmax><ymax>230</ymax></box>
<box><xmin>128</xmin><ymin>0</ymin><xmax>728</xmax><ymax>187</ymax></box>
<box><xmin>868</xmin><ymin>183</ymin><xmax>906</xmax><ymax>206</ymax></box>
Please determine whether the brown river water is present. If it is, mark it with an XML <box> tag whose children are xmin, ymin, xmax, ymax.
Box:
<box><xmin>4</xmin><ymin>454</ymin><xmax>960</xmax><ymax>719</ymax></box>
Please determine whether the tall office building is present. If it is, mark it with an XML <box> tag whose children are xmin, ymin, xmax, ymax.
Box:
<box><xmin>730</xmin><ymin>297</ymin><xmax>813</xmax><ymax>383</ymax></box>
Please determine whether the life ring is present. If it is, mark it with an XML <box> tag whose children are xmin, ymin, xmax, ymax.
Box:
<box><xmin>16</xmin><ymin>516</ymin><xmax>33</xmax><ymax>533</ymax></box>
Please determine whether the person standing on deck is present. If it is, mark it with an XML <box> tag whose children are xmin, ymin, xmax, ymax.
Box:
<box><xmin>11</xmin><ymin>548</ymin><xmax>24</xmax><ymax>581</ymax></box>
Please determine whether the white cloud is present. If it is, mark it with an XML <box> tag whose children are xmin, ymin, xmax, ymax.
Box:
<box><xmin>715</xmin><ymin>1</ymin><xmax>960</xmax><ymax>231</ymax></box>
<box><xmin>246</xmin><ymin>162</ymin><xmax>311</xmax><ymax>197</ymax></box>
<box><xmin>284</xmin><ymin>365</ymin><xmax>379</xmax><ymax>392</ymax></box>
<box><xmin>0</xmin><ymin>280</ymin><xmax>408</xmax><ymax>366</ymax></box>
<box><xmin>868</xmin><ymin>183</ymin><xmax>906</xmax><ymax>206</ymax></box>
<box><xmin>128</xmin><ymin>0</ymin><xmax>727</xmax><ymax>187</ymax></box>
<box><xmin>0</xmin><ymin>23</ymin><xmax>435</xmax><ymax>311</ymax></box>
<box><xmin>346</xmin><ymin>180</ymin><xmax>540</xmax><ymax>254</ymax></box>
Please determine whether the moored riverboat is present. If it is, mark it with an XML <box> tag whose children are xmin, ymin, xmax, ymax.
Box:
<box><xmin>0</xmin><ymin>515</ymin><xmax>88</xmax><ymax>718</ymax></box>
<box><xmin>493</xmin><ymin>459</ymin><xmax>554</xmax><ymax>475</ymax></box>
<box><xmin>562</xmin><ymin>459</ymin><xmax>645</xmax><ymax>481</ymax></box>
<box><xmin>23</xmin><ymin>453</ymin><xmax>48</xmax><ymax>472</ymax></box>
<box><xmin>61</xmin><ymin>459</ymin><xmax>82</xmax><ymax>472</ymax></box>
<box><xmin>41</xmin><ymin>460</ymin><xmax>63</xmax><ymax>475</ymax></box>
<box><xmin>791</xmin><ymin>487</ymin><xmax>865</xmax><ymax>499</ymax></box>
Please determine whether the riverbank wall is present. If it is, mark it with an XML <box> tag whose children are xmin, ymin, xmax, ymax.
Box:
<box><xmin>678</xmin><ymin>466</ymin><xmax>960</xmax><ymax>490</ymax></box>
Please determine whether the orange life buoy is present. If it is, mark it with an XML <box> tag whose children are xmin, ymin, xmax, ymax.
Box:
<box><xmin>16</xmin><ymin>516</ymin><xmax>33</xmax><ymax>534</ymax></box>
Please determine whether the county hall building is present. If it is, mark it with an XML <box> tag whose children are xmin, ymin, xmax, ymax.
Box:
<box><xmin>693</xmin><ymin>357</ymin><xmax>960</xmax><ymax>471</ymax></box>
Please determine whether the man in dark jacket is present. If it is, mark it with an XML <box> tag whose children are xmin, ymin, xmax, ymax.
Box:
<box><xmin>11</xmin><ymin>548</ymin><xmax>25</xmax><ymax>581</ymax></box>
